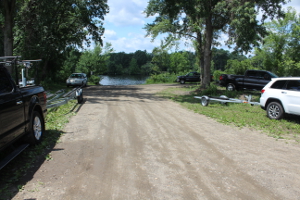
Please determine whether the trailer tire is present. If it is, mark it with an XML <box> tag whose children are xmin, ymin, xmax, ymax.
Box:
<box><xmin>201</xmin><ymin>96</ymin><xmax>209</xmax><ymax>106</ymax></box>
<box><xmin>220</xmin><ymin>95</ymin><xmax>228</xmax><ymax>105</ymax></box>
<box><xmin>77</xmin><ymin>92</ymin><xmax>83</xmax><ymax>104</ymax></box>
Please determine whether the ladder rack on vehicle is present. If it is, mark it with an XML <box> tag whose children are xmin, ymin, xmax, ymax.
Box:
<box><xmin>194</xmin><ymin>95</ymin><xmax>260</xmax><ymax>107</ymax></box>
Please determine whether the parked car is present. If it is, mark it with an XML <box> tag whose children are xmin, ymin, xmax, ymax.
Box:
<box><xmin>0</xmin><ymin>64</ymin><xmax>47</xmax><ymax>169</ymax></box>
<box><xmin>66</xmin><ymin>73</ymin><xmax>87</xmax><ymax>87</ymax></box>
<box><xmin>176</xmin><ymin>72</ymin><xmax>213</xmax><ymax>84</ymax></box>
<box><xmin>219</xmin><ymin>70</ymin><xmax>278</xmax><ymax>91</ymax></box>
<box><xmin>260</xmin><ymin>77</ymin><xmax>300</xmax><ymax>119</ymax></box>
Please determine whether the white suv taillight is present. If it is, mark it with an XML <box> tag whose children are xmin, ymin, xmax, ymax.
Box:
<box><xmin>261</xmin><ymin>89</ymin><xmax>265</xmax><ymax>94</ymax></box>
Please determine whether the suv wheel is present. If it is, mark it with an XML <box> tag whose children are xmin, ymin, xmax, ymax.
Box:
<box><xmin>180</xmin><ymin>79</ymin><xmax>185</xmax><ymax>84</ymax></box>
<box><xmin>266</xmin><ymin>102</ymin><xmax>284</xmax><ymax>120</ymax></box>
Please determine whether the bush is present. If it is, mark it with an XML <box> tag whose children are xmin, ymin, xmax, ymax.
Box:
<box><xmin>89</xmin><ymin>75</ymin><xmax>102</xmax><ymax>85</ymax></box>
<box><xmin>213</xmin><ymin>70</ymin><xmax>224</xmax><ymax>84</ymax></box>
<box><xmin>146</xmin><ymin>72</ymin><xmax>178</xmax><ymax>84</ymax></box>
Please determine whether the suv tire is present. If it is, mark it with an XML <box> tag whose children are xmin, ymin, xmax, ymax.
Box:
<box><xmin>266</xmin><ymin>101</ymin><xmax>284</xmax><ymax>120</ymax></box>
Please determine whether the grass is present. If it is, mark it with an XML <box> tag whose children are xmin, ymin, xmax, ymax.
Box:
<box><xmin>158</xmin><ymin>84</ymin><xmax>300</xmax><ymax>142</ymax></box>
<box><xmin>0</xmin><ymin>83</ymin><xmax>79</xmax><ymax>199</ymax></box>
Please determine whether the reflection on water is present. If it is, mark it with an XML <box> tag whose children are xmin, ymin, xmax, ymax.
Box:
<box><xmin>99</xmin><ymin>75</ymin><xmax>149</xmax><ymax>85</ymax></box>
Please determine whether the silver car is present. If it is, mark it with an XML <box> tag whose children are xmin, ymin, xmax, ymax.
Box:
<box><xmin>66</xmin><ymin>73</ymin><xmax>88</xmax><ymax>87</ymax></box>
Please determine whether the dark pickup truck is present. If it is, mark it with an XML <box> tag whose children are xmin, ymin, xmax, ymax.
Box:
<box><xmin>0</xmin><ymin>64</ymin><xmax>47</xmax><ymax>169</ymax></box>
<box><xmin>177</xmin><ymin>72</ymin><xmax>200</xmax><ymax>84</ymax></box>
<box><xmin>177</xmin><ymin>72</ymin><xmax>213</xmax><ymax>84</ymax></box>
<box><xmin>219</xmin><ymin>70</ymin><xmax>278</xmax><ymax>91</ymax></box>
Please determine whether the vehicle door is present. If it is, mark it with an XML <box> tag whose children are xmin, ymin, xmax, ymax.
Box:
<box><xmin>243</xmin><ymin>71</ymin><xmax>258</xmax><ymax>90</ymax></box>
<box><xmin>257</xmin><ymin>72</ymin><xmax>272</xmax><ymax>90</ymax></box>
<box><xmin>284</xmin><ymin>80</ymin><xmax>300</xmax><ymax>115</ymax></box>
<box><xmin>185</xmin><ymin>72</ymin><xmax>195</xmax><ymax>82</ymax></box>
<box><xmin>0</xmin><ymin>69</ymin><xmax>25</xmax><ymax>151</ymax></box>
<box><xmin>190</xmin><ymin>72</ymin><xmax>200</xmax><ymax>82</ymax></box>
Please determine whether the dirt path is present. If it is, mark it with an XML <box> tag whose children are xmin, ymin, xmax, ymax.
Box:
<box><xmin>13</xmin><ymin>84</ymin><xmax>300</xmax><ymax>200</ymax></box>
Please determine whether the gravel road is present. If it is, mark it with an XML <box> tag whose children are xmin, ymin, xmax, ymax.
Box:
<box><xmin>13</xmin><ymin>84</ymin><xmax>300</xmax><ymax>200</ymax></box>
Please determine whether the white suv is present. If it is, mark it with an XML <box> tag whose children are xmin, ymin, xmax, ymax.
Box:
<box><xmin>260</xmin><ymin>77</ymin><xmax>300</xmax><ymax>119</ymax></box>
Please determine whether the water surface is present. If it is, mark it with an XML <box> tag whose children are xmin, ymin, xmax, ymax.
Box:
<box><xmin>99</xmin><ymin>75</ymin><xmax>149</xmax><ymax>86</ymax></box>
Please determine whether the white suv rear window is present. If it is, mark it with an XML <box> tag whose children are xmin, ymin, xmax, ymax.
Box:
<box><xmin>270</xmin><ymin>80</ymin><xmax>286</xmax><ymax>89</ymax></box>
<box><xmin>286</xmin><ymin>80</ymin><xmax>300</xmax><ymax>91</ymax></box>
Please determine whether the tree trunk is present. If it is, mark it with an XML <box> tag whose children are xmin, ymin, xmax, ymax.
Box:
<box><xmin>3</xmin><ymin>0</ymin><xmax>16</xmax><ymax>74</ymax></box>
<box><xmin>196</xmin><ymin>31</ymin><xmax>204</xmax><ymax>85</ymax></box>
<box><xmin>202</xmin><ymin>17</ymin><xmax>213</xmax><ymax>89</ymax></box>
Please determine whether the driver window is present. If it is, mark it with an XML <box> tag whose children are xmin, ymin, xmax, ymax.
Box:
<box><xmin>263</xmin><ymin>73</ymin><xmax>270</xmax><ymax>80</ymax></box>
<box><xmin>0</xmin><ymin>70</ymin><xmax>13</xmax><ymax>95</ymax></box>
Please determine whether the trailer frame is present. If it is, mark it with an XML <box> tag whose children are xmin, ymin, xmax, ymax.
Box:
<box><xmin>194</xmin><ymin>95</ymin><xmax>260</xmax><ymax>107</ymax></box>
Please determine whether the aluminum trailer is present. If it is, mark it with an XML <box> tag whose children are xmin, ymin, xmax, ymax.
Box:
<box><xmin>194</xmin><ymin>95</ymin><xmax>260</xmax><ymax>107</ymax></box>
<box><xmin>47</xmin><ymin>86</ymin><xmax>84</xmax><ymax>109</ymax></box>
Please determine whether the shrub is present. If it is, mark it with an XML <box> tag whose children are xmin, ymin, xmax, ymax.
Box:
<box><xmin>89</xmin><ymin>75</ymin><xmax>102</xmax><ymax>85</ymax></box>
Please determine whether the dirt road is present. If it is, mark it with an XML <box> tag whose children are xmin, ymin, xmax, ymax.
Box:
<box><xmin>13</xmin><ymin>84</ymin><xmax>300</xmax><ymax>200</ymax></box>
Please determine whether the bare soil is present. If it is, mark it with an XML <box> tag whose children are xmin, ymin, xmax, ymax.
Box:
<box><xmin>12</xmin><ymin>84</ymin><xmax>300</xmax><ymax>200</ymax></box>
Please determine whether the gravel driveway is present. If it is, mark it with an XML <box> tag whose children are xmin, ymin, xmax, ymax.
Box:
<box><xmin>13</xmin><ymin>84</ymin><xmax>300</xmax><ymax>200</ymax></box>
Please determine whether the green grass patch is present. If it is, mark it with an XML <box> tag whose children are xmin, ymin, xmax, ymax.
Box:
<box><xmin>158</xmin><ymin>85</ymin><xmax>300</xmax><ymax>142</ymax></box>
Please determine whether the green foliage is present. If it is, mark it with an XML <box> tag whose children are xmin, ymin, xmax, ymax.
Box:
<box><xmin>250</xmin><ymin>7</ymin><xmax>300</xmax><ymax>77</ymax></box>
<box><xmin>77</xmin><ymin>43</ymin><xmax>111</xmax><ymax>76</ymax></box>
<box><xmin>213</xmin><ymin>70</ymin><xmax>223</xmax><ymax>83</ymax></box>
<box><xmin>89</xmin><ymin>75</ymin><xmax>102</xmax><ymax>85</ymax></box>
<box><xmin>129</xmin><ymin>58</ymin><xmax>140</xmax><ymax>75</ymax></box>
<box><xmin>225</xmin><ymin>59</ymin><xmax>255</xmax><ymax>75</ymax></box>
<box><xmin>141</xmin><ymin>62</ymin><xmax>154</xmax><ymax>75</ymax></box>
<box><xmin>146</xmin><ymin>72</ymin><xmax>178</xmax><ymax>84</ymax></box>
<box><xmin>13</xmin><ymin>0</ymin><xmax>109</xmax><ymax>80</ymax></box>
<box><xmin>169</xmin><ymin>52</ymin><xmax>190</xmax><ymax>73</ymax></box>
<box><xmin>106</xmin><ymin>50</ymin><xmax>153</xmax><ymax>75</ymax></box>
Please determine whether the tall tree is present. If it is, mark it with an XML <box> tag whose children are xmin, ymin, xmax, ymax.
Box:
<box><xmin>145</xmin><ymin>0</ymin><xmax>286</xmax><ymax>88</ymax></box>
<box><xmin>14</xmin><ymin>0</ymin><xmax>108</xmax><ymax>79</ymax></box>
<box><xmin>0</xmin><ymin>0</ymin><xmax>18</xmax><ymax>73</ymax></box>
<box><xmin>253</xmin><ymin>7</ymin><xmax>300</xmax><ymax>76</ymax></box>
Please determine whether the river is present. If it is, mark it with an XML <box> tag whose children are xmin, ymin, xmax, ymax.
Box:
<box><xmin>99</xmin><ymin>75</ymin><xmax>149</xmax><ymax>85</ymax></box>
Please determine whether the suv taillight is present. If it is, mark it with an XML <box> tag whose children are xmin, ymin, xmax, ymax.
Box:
<box><xmin>219</xmin><ymin>75</ymin><xmax>223</xmax><ymax>80</ymax></box>
<box><xmin>261</xmin><ymin>89</ymin><xmax>265</xmax><ymax>94</ymax></box>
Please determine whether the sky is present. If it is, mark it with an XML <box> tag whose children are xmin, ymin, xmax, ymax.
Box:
<box><xmin>102</xmin><ymin>0</ymin><xmax>300</xmax><ymax>54</ymax></box>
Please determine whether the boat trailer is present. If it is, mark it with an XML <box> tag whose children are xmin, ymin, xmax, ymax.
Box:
<box><xmin>46</xmin><ymin>86</ymin><xmax>84</xmax><ymax>109</ymax></box>
<box><xmin>194</xmin><ymin>95</ymin><xmax>260</xmax><ymax>107</ymax></box>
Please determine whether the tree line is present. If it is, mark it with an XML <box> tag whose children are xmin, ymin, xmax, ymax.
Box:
<box><xmin>1</xmin><ymin>0</ymin><xmax>299</xmax><ymax>87</ymax></box>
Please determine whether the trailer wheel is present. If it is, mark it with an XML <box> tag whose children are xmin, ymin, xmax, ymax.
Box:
<box><xmin>226</xmin><ymin>83</ymin><xmax>235</xmax><ymax>91</ymax></box>
<box><xmin>201</xmin><ymin>96</ymin><xmax>209</xmax><ymax>106</ymax></box>
<box><xmin>77</xmin><ymin>91</ymin><xmax>83</xmax><ymax>104</ymax></box>
<box><xmin>220</xmin><ymin>95</ymin><xmax>228</xmax><ymax>105</ymax></box>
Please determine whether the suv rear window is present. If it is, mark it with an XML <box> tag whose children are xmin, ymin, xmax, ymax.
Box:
<box><xmin>271</xmin><ymin>80</ymin><xmax>287</xmax><ymax>89</ymax></box>
<box><xmin>286</xmin><ymin>80</ymin><xmax>300</xmax><ymax>91</ymax></box>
